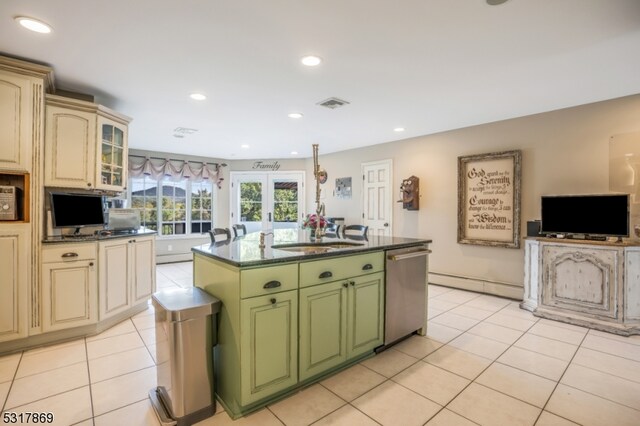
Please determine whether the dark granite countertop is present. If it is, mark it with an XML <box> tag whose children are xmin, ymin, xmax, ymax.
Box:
<box><xmin>192</xmin><ymin>229</ymin><xmax>431</xmax><ymax>267</ymax></box>
<box><xmin>43</xmin><ymin>228</ymin><xmax>157</xmax><ymax>244</ymax></box>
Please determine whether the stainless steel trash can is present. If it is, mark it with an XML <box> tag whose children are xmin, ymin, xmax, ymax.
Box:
<box><xmin>149</xmin><ymin>287</ymin><xmax>221</xmax><ymax>426</ymax></box>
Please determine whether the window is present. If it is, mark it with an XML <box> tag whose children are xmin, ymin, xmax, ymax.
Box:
<box><xmin>273</xmin><ymin>181</ymin><xmax>298</xmax><ymax>222</ymax></box>
<box><xmin>191</xmin><ymin>181</ymin><xmax>213</xmax><ymax>233</ymax></box>
<box><xmin>130</xmin><ymin>176</ymin><xmax>158</xmax><ymax>231</ymax></box>
<box><xmin>240</xmin><ymin>182</ymin><xmax>262</xmax><ymax>222</ymax></box>
<box><xmin>129</xmin><ymin>175</ymin><xmax>215</xmax><ymax>236</ymax></box>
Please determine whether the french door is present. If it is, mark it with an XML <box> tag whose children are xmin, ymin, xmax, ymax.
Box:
<box><xmin>230</xmin><ymin>172</ymin><xmax>305</xmax><ymax>234</ymax></box>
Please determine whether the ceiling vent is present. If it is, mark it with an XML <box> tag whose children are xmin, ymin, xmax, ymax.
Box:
<box><xmin>173</xmin><ymin>127</ymin><xmax>198</xmax><ymax>138</ymax></box>
<box><xmin>317</xmin><ymin>97</ymin><xmax>350</xmax><ymax>109</ymax></box>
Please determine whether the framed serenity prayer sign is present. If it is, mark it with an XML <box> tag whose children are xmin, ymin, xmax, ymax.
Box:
<box><xmin>458</xmin><ymin>150</ymin><xmax>522</xmax><ymax>248</ymax></box>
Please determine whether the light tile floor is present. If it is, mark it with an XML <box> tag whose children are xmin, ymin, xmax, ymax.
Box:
<box><xmin>1</xmin><ymin>261</ymin><xmax>640</xmax><ymax>425</ymax></box>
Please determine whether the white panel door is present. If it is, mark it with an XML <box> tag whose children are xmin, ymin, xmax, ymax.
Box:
<box><xmin>362</xmin><ymin>160</ymin><xmax>392</xmax><ymax>237</ymax></box>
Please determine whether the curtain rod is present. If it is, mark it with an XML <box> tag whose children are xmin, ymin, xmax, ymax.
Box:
<box><xmin>129</xmin><ymin>154</ymin><xmax>227</xmax><ymax>167</ymax></box>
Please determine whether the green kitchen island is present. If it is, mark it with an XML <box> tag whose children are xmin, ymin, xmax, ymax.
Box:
<box><xmin>192</xmin><ymin>229</ymin><xmax>431</xmax><ymax>418</ymax></box>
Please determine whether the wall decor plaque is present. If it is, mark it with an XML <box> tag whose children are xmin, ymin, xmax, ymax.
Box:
<box><xmin>334</xmin><ymin>177</ymin><xmax>352</xmax><ymax>199</ymax></box>
<box><xmin>458</xmin><ymin>150</ymin><xmax>522</xmax><ymax>248</ymax></box>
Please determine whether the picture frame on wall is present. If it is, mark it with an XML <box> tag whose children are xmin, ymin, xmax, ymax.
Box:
<box><xmin>457</xmin><ymin>149</ymin><xmax>522</xmax><ymax>248</ymax></box>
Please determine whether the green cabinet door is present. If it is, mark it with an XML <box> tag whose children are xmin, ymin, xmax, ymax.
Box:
<box><xmin>299</xmin><ymin>280</ymin><xmax>348</xmax><ymax>381</ymax></box>
<box><xmin>240</xmin><ymin>290</ymin><xmax>298</xmax><ymax>405</ymax></box>
<box><xmin>347</xmin><ymin>272</ymin><xmax>385</xmax><ymax>359</ymax></box>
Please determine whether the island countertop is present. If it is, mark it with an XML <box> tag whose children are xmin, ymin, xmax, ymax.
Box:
<box><xmin>192</xmin><ymin>229</ymin><xmax>431</xmax><ymax>267</ymax></box>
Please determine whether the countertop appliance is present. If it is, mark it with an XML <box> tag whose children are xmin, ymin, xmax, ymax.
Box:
<box><xmin>0</xmin><ymin>186</ymin><xmax>21</xmax><ymax>221</ymax></box>
<box><xmin>383</xmin><ymin>245</ymin><xmax>431</xmax><ymax>347</ymax></box>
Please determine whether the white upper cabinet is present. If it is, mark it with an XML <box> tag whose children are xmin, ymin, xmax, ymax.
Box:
<box><xmin>44</xmin><ymin>95</ymin><xmax>131</xmax><ymax>192</ymax></box>
<box><xmin>0</xmin><ymin>71</ymin><xmax>32</xmax><ymax>172</ymax></box>
<box><xmin>96</xmin><ymin>115</ymin><xmax>128</xmax><ymax>191</ymax></box>
<box><xmin>45</xmin><ymin>100</ymin><xmax>96</xmax><ymax>188</ymax></box>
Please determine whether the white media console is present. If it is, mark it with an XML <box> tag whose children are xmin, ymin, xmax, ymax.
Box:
<box><xmin>523</xmin><ymin>237</ymin><xmax>640</xmax><ymax>335</ymax></box>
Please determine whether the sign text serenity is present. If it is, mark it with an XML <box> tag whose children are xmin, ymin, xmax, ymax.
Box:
<box><xmin>464</xmin><ymin>157</ymin><xmax>514</xmax><ymax>242</ymax></box>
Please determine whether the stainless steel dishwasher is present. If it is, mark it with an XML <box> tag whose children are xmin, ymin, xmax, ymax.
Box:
<box><xmin>384</xmin><ymin>245</ymin><xmax>431</xmax><ymax>347</ymax></box>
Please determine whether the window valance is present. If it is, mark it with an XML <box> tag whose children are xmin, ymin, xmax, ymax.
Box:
<box><xmin>128</xmin><ymin>156</ymin><xmax>225</xmax><ymax>188</ymax></box>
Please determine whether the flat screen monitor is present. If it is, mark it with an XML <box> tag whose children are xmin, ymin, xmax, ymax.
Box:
<box><xmin>50</xmin><ymin>192</ymin><xmax>105</xmax><ymax>230</ymax></box>
<box><xmin>540</xmin><ymin>194</ymin><xmax>629</xmax><ymax>237</ymax></box>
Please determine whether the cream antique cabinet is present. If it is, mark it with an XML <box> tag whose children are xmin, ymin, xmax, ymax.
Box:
<box><xmin>99</xmin><ymin>235</ymin><xmax>156</xmax><ymax>320</ymax></box>
<box><xmin>0</xmin><ymin>228</ymin><xmax>30</xmax><ymax>342</ymax></box>
<box><xmin>96</xmin><ymin>114</ymin><xmax>128</xmax><ymax>191</ymax></box>
<box><xmin>523</xmin><ymin>238</ymin><xmax>640</xmax><ymax>335</ymax></box>
<box><xmin>44</xmin><ymin>94</ymin><xmax>130</xmax><ymax>192</ymax></box>
<box><xmin>0</xmin><ymin>56</ymin><xmax>52</xmax><ymax>344</ymax></box>
<box><xmin>41</xmin><ymin>243</ymin><xmax>98</xmax><ymax>332</ymax></box>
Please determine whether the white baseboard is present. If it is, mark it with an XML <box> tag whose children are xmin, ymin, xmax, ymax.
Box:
<box><xmin>157</xmin><ymin>253</ymin><xmax>193</xmax><ymax>264</ymax></box>
<box><xmin>430</xmin><ymin>272</ymin><xmax>523</xmax><ymax>300</ymax></box>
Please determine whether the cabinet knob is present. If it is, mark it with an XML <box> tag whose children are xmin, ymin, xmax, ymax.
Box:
<box><xmin>342</xmin><ymin>282</ymin><xmax>349</xmax><ymax>288</ymax></box>
<box><xmin>270</xmin><ymin>298</ymin><xmax>277</xmax><ymax>305</ymax></box>
<box><xmin>87</xmin><ymin>183</ymin><xmax>92</xmax><ymax>187</ymax></box>
<box><xmin>89</xmin><ymin>262</ymin><xmax>94</xmax><ymax>267</ymax></box>
<box><xmin>350</xmin><ymin>280</ymin><xmax>355</xmax><ymax>286</ymax></box>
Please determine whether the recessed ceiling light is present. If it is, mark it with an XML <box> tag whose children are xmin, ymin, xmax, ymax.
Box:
<box><xmin>290</xmin><ymin>151</ymin><xmax>298</xmax><ymax>155</ymax></box>
<box><xmin>394</xmin><ymin>127</ymin><xmax>405</xmax><ymax>132</ymax></box>
<box><xmin>190</xmin><ymin>93</ymin><xmax>206</xmax><ymax>101</ymax></box>
<box><xmin>288</xmin><ymin>112</ymin><xmax>303</xmax><ymax>119</ymax></box>
<box><xmin>301</xmin><ymin>55</ymin><xmax>322</xmax><ymax>66</ymax></box>
<box><xmin>241</xmin><ymin>144</ymin><xmax>250</xmax><ymax>149</ymax></box>
<box><xmin>15</xmin><ymin>16</ymin><xmax>52</xmax><ymax>34</ymax></box>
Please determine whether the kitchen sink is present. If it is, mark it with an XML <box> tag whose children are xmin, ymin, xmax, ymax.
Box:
<box><xmin>271</xmin><ymin>242</ymin><xmax>364</xmax><ymax>252</ymax></box>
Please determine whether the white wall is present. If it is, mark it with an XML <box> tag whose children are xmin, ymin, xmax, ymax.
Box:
<box><xmin>312</xmin><ymin>94</ymin><xmax>640</xmax><ymax>296</ymax></box>
<box><xmin>137</xmin><ymin>94</ymin><xmax>640</xmax><ymax>290</ymax></box>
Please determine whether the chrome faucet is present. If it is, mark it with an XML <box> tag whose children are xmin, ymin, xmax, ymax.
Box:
<box><xmin>259</xmin><ymin>232</ymin><xmax>273</xmax><ymax>249</ymax></box>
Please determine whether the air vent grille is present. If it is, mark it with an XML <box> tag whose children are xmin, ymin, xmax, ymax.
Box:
<box><xmin>317</xmin><ymin>97</ymin><xmax>350</xmax><ymax>109</ymax></box>
<box><xmin>173</xmin><ymin>127</ymin><xmax>198</xmax><ymax>138</ymax></box>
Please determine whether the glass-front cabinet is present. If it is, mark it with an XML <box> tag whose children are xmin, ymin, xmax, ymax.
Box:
<box><xmin>96</xmin><ymin>115</ymin><xmax>128</xmax><ymax>191</ymax></box>
<box><xmin>43</xmin><ymin>95</ymin><xmax>130</xmax><ymax>191</ymax></box>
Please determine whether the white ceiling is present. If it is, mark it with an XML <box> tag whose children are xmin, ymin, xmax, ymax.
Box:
<box><xmin>2</xmin><ymin>0</ymin><xmax>640</xmax><ymax>160</ymax></box>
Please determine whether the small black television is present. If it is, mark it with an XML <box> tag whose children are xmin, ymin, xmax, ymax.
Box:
<box><xmin>50</xmin><ymin>192</ymin><xmax>105</xmax><ymax>231</ymax></box>
<box><xmin>540</xmin><ymin>194</ymin><xmax>629</xmax><ymax>238</ymax></box>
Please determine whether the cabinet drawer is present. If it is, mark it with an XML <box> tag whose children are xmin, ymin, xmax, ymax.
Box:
<box><xmin>300</xmin><ymin>251</ymin><xmax>384</xmax><ymax>288</ymax></box>
<box><xmin>240</xmin><ymin>263</ymin><xmax>298</xmax><ymax>298</ymax></box>
<box><xmin>42</xmin><ymin>243</ymin><xmax>97</xmax><ymax>263</ymax></box>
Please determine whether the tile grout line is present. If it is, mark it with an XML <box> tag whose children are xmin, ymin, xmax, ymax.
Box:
<box><xmin>533</xmin><ymin>329</ymin><xmax>591</xmax><ymax>425</ymax></box>
<box><xmin>428</xmin><ymin>312</ymin><xmax>541</xmax><ymax>423</ymax></box>
<box><xmin>0</xmin><ymin>352</ymin><xmax>24</xmax><ymax>415</ymax></box>
<box><xmin>82</xmin><ymin>337</ymin><xmax>96</xmax><ymax>426</ymax></box>
<box><xmin>354</xmin><ymin>300</ymin><xmax>527</xmax><ymax>425</ymax></box>
<box><xmin>309</xmin><ymin>383</ymin><xmax>383</xmax><ymax>426</ymax></box>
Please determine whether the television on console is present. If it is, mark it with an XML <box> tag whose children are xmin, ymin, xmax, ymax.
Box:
<box><xmin>540</xmin><ymin>194</ymin><xmax>629</xmax><ymax>238</ymax></box>
<box><xmin>50</xmin><ymin>192</ymin><xmax>105</xmax><ymax>231</ymax></box>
